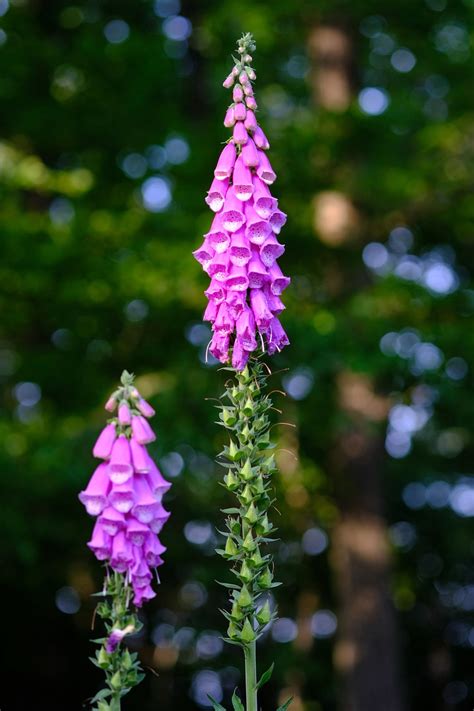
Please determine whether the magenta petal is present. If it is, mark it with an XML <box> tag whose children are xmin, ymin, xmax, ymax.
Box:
<box><xmin>147</xmin><ymin>457</ymin><xmax>171</xmax><ymax>497</ymax></box>
<box><xmin>223</xmin><ymin>73</ymin><xmax>234</xmax><ymax>89</ymax></box>
<box><xmin>260</xmin><ymin>234</ymin><xmax>285</xmax><ymax>268</ymax></box>
<box><xmin>269</xmin><ymin>209</ymin><xmax>287</xmax><ymax>235</ymax></box>
<box><xmin>224</xmin><ymin>106</ymin><xmax>235</xmax><ymax>127</ymax></box>
<box><xmin>214</xmin><ymin>142</ymin><xmax>237</xmax><ymax>181</ymax></box>
<box><xmin>266</xmin><ymin>316</ymin><xmax>290</xmax><ymax>355</ymax></box>
<box><xmin>137</xmin><ymin>398</ymin><xmax>155</xmax><ymax>419</ymax></box>
<box><xmin>241</xmin><ymin>138</ymin><xmax>260</xmax><ymax>168</ymax></box>
<box><xmin>245</xmin><ymin>203</ymin><xmax>272</xmax><ymax>245</ymax></box>
<box><xmin>193</xmin><ymin>239</ymin><xmax>215</xmax><ymax>269</ymax></box>
<box><xmin>214</xmin><ymin>302</ymin><xmax>234</xmax><ymax>334</ymax></box>
<box><xmin>264</xmin><ymin>286</ymin><xmax>285</xmax><ymax>315</ymax></box>
<box><xmin>229</xmin><ymin>229</ymin><xmax>251</xmax><ymax>266</ymax></box>
<box><xmin>253</xmin><ymin>176</ymin><xmax>278</xmax><ymax>219</ymax></box>
<box><xmin>111</xmin><ymin>531</ymin><xmax>133</xmax><ymax>573</ymax></box>
<box><xmin>245</xmin><ymin>95</ymin><xmax>257</xmax><ymax>111</ymax></box>
<box><xmin>99</xmin><ymin>506</ymin><xmax>126</xmax><ymax>536</ymax></box>
<box><xmin>207</xmin><ymin>251</ymin><xmax>230</xmax><ymax>282</ymax></box>
<box><xmin>232</xmin><ymin>337</ymin><xmax>250</xmax><ymax>371</ymax></box>
<box><xmin>93</xmin><ymin>423</ymin><xmax>116</xmax><ymax>460</ymax></box>
<box><xmin>248</xmin><ymin>251</ymin><xmax>270</xmax><ymax>289</ymax></box>
<box><xmin>203</xmin><ymin>299</ymin><xmax>218</xmax><ymax>323</ymax></box>
<box><xmin>221</xmin><ymin>188</ymin><xmax>246</xmax><ymax>233</ymax></box>
<box><xmin>233</xmin><ymin>121</ymin><xmax>248</xmax><ymax>146</ymax></box>
<box><xmin>144</xmin><ymin>533</ymin><xmax>167</xmax><ymax>566</ymax></box>
<box><xmin>133</xmin><ymin>584</ymin><xmax>156</xmax><ymax>607</ymax></box>
<box><xmin>233</xmin><ymin>84</ymin><xmax>244</xmax><ymax>102</ymax></box>
<box><xmin>269</xmin><ymin>262</ymin><xmax>291</xmax><ymax>295</ymax></box>
<box><xmin>104</xmin><ymin>395</ymin><xmax>117</xmax><ymax>413</ymax></box>
<box><xmin>226</xmin><ymin>290</ymin><xmax>246</xmax><ymax>320</ymax></box>
<box><xmin>78</xmin><ymin>462</ymin><xmax>110</xmax><ymax>516</ymax></box>
<box><xmin>88</xmin><ymin>520</ymin><xmax>112</xmax><ymax>561</ymax></box>
<box><xmin>205</xmin><ymin>279</ymin><xmax>225</xmax><ymax>304</ymax></box>
<box><xmin>132</xmin><ymin>476</ymin><xmax>159</xmax><ymax>523</ymax></box>
<box><xmin>109</xmin><ymin>436</ymin><xmax>133</xmax><ymax>484</ymax></box>
<box><xmin>244</xmin><ymin>110</ymin><xmax>257</xmax><ymax>133</ymax></box>
<box><xmin>225</xmin><ymin>263</ymin><xmax>249</xmax><ymax>292</ymax></box>
<box><xmin>205</xmin><ymin>177</ymin><xmax>229</xmax><ymax>212</ymax></box>
<box><xmin>250</xmin><ymin>288</ymin><xmax>274</xmax><ymax>330</ymax></box>
<box><xmin>234</xmin><ymin>102</ymin><xmax>246</xmax><ymax>121</ymax></box>
<box><xmin>118</xmin><ymin>403</ymin><xmax>131</xmax><ymax>426</ymax></box>
<box><xmin>126</xmin><ymin>517</ymin><xmax>150</xmax><ymax>547</ymax></box>
<box><xmin>205</xmin><ymin>214</ymin><xmax>230</xmax><ymax>254</ymax></box>
<box><xmin>257</xmin><ymin>151</ymin><xmax>276</xmax><ymax>184</ymax></box>
<box><xmin>131</xmin><ymin>415</ymin><xmax>156</xmax><ymax>445</ymax></box>
<box><xmin>109</xmin><ymin>478</ymin><xmax>134</xmax><ymax>513</ymax></box>
<box><xmin>209</xmin><ymin>332</ymin><xmax>230</xmax><ymax>363</ymax></box>
<box><xmin>233</xmin><ymin>155</ymin><xmax>254</xmax><ymax>201</ymax></box>
<box><xmin>149</xmin><ymin>504</ymin><xmax>171</xmax><ymax>534</ymax></box>
<box><xmin>130</xmin><ymin>437</ymin><xmax>150</xmax><ymax>473</ymax></box>
<box><xmin>253</xmin><ymin>125</ymin><xmax>270</xmax><ymax>150</ymax></box>
<box><xmin>236</xmin><ymin>307</ymin><xmax>258</xmax><ymax>352</ymax></box>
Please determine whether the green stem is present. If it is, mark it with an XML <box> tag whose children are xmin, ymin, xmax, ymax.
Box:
<box><xmin>244</xmin><ymin>641</ymin><xmax>258</xmax><ymax>711</ymax></box>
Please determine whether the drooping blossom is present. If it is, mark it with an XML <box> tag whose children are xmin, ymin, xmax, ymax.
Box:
<box><xmin>79</xmin><ymin>371</ymin><xmax>170</xmax><ymax>607</ymax></box>
<box><xmin>193</xmin><ymin>37</ymin><xmax>290</xmax><ymax>370</ymax></box>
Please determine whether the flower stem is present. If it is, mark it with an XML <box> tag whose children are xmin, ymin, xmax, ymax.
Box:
<box><xmin>244</xmin><ymin>641</ymin><xmax>258</xmax><ymax>711</ymax></box>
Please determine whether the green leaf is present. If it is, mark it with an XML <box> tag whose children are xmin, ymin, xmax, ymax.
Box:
<box><xmin>231</xmin><ymin>689</ymin><xmax>245</xmax><ymax>711</ymax></box>
<box><xmin>207</xmin><ymin>694</ymin><xmax>227</xmax><ymax>711</ymax></box>
<box><xmin>276</xmin><ymin>697</ymin><xmax>293</xmax><ymax>711</ymax></box>
<box><xmin>255</xmin><ymin>662</ymin><xmax>274</xmax><ymax>690</ymax></box>
<box><xmin>90</xmin><ymin>689</ymin><xmax>112</xmax><ymax>703</ymax></box>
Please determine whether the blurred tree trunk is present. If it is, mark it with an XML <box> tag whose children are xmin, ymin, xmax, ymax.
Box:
<box><xmin>330</xmin><ymin>387</ymin><xmax>404</xmax><ymax>711</ymax></box>
<box><xmin>307</xmin><ymin>23</ymin><xmax>405</xmax><ymax>710</ymax></box>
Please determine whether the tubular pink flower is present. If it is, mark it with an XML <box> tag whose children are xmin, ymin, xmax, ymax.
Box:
<box><xmin>236</xmin><ymin>307</ymin><xmax>258</xmax><ymax>351</ymax></box>
<box><xmin>245</xmin><ymin>203</ymin><xmax>272</xmax><ymax>245</ymax></box>
<box><xmin>253</xmin><ymin>177</ymin><xmax>277</xmax><ymax>219</ymax></box>
<box><xmin>232</xmin><ymin>337</ymin><xmax>250</xmax><ymax>370</ymax></box>
<box><xmin>105</xmin><ymin>395</ymin><xmax>117</xmax><ymax>412</ymax></box>
<box><xmin>133</xmin><ymin>584</ymin><xmax>156</xmax><ymax>608</ymax></box>
<box><xmin>147</xmin><ymin>458</ymin><xmax>172</xmax><ymax>497</ymax></box>
<box><xmin>269</xmin><ymin>209</ymin><xmax>287</xmax><ymax>235</ymax></box>
<box><xmin>79</xmin><ymin>462</ymin><xmax>110</xmax><ymax>516</ymax></box>
<box><xmin>253</xmin><ymin>125</ymin><xmax>270</xmax><ymax>150</ymax></box>
<box><xmin>205</xmin><ymin>177</ymin><xmax>229</xmax><ymax>212</ymax></box>
<box><xmin>226</xmin><ymin>291</ymin><xmax>246</xmax><ymax>320</ymax></box>
<box><xmin>109</xmin><ymin>435</ymin><xmax>133</xmax><ymax>484</ymax></box>
<box><xmin>248</xmin><ymin>251</ymin><xmax>270</xmax><ymax>289</ymax></box>
<box><xmin>260</xmin><ymin>234</ymin><xmax>285</xmax><ymax>268</ymax></box>
<box><xmin>244</xmin><ymin>110</ymin><xmax>257</xmax><ymax>133</ymax></box>
<box><xmin>205</xmin><ymin>280</ymin><xmax>225</xmax><ymax>303</ymax></box>
<box><xmin>126</xmin><ymin>517</ymin><xmax>150</xmax><ymax>547</ymax></box>
<box><xmin>233</xmin><ymin>121</ymin><xmax>248</xmax><ymax>146</ymax></box>
<box><xmin>149</xmin><ymin>505</ymin><xmax>171</xmax><ymax>534</ymax></box>
<box><xmin>131</xmin><ymin>415</ymin><xmax>156</xmax><ymax>445</ymax></box>
<box><xmin>207</xmin><ymin>251</ymin><xmax>230</xmax><ymax>282</ymax></box>
<box><xmin>118</xmin><ymin>403</ymin><xmax>131</xmax><ymax>425</ymax></box>
<box><xmin>88</xmin><ymin>520</ymin><xmax>112</xmax><ymax>561</ymax></box>
<box><xmin>131</xmin><ymin>558</ymin><xmax>152</xmax><ymax>588</ymax></box>
<box><xmin>111</xmin><ymin>531</ymin><xmax>133</xmax><ymax>573</ymax></box>
<box><xmin>193</xmin><ymin>239</ymin><xmax>215</xmax><ymax>269</ymax></box>
<box><xmin>234</xmin><ymin>102</ymin><xmax>247</xmax><ymax>121</ymax></box>
<box><xmin>209</xmin><ymin>332</ymin><xmax>230</xmax><ymax>363</ymax></box>
<box><xmin>132</xmin><ymin>476</ymin><xmax>160</xmax><ymax>524</ymax></box>
<box><xmin>93</xmin><ymin>423</ymin><xmax>116</xmax><ymax>460</ymax></box>
<box><xmin>223</xmin><ymin>73</ymin><xmax>234</xmax><ymax>89</ymax></box>
<box><xmin>233</xmin><ymin>156</ymin><xmax>254</xmax><ymax>201</ymax></box>
<box><xmin>203</xmin><ymin>300</ymin><xmax>218</xmax><ymax>323</ymax></box>
<box><xmin>250</xmin><ymin>288</ymin><xmax>273</xmax><ymax>330</ymax></box>
<box><xmin>229</xmin><ymin>230</ymin><xmax>251</xmax><ymax>267</ymax></box>
<box><xmin>205</xmin><ymin>215</ymin><xmax>231</xmax><ymax>254</ymax></box>
<box><xmin>257</xmin><ymin>151</ymin><xmax>276</xmax><ymax>184</ymax></box>
<box><xmin>224</xmin><ymin>106</ymin><xmax>236</xmax><ymax>127</ymax></box>
<box><xmin>130</xmin><ymin>437</ymin><xmax>150</xmax><ymax>473</ymax></box>
<box><xmin>264</xmin><ymin>287</ymin><xmax>285</xmax><ymax>315</ymax></box>
<box><xmin>233</xmin><ymin>85</ymin><xmax>244</xmax><ymax>102</ymax></box>
<box><xmin>241</xmin><ymin>138</ymin><xmax>259</xmax><ymax>167</ymax></box>
<box><xmin>144</xmin><ymin>534</ymin><xmax>167</xmax><ymax>566</ymax></box>
<box><xmin>214</xmin><ymin>143</ymin><xmax>237</xmax><ymax>181</ymax></box>
<box><xmin>220</xmin><ymin>188</ymin><xmax>245</xmax><ymax>232</ymax></box>
<box><xmin>266</xmin><ymin>317</ymin><xmax>290</xmax><ymax>355</ymax></box>
<box><xmin>137</xmin><ymin>398</ymin><xmax>155</xmax><ymax>419</ymax></box>
<box><xmin>214</xmin><ymin>302</ymin><xmax>234</xmax><ymax>334</ymax></box>
<box><xmin>269</xmin><ymin>262</ymin><xmax>291</xmax><ymax>295</ymax></box>
<box><xmin>99</xmin><ymin>506</ymin><xmax>126</xmax><ymax>536</ymax></box>
<box><xmin>225</xmin><ymin>264</ymin><xmax>249</xmax><ymax>292</ymax></box>
<box><xmin>109</xmin><ymin>479</ymin><xmax>135</xmax><ymax>513</ymax></box>
<box><xmin>245</xmin><ymin>95</ymin><xmax>257</xmax><ymax>111</ymax></box>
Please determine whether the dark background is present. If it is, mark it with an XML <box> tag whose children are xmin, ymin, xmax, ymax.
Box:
<box><xmin>0</xmin><ymin>0</ymin><xmax>473</xmax><ymax>709</ymax></box>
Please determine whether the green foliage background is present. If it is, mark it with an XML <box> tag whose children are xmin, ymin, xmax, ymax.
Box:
<box><xmin>0</xmin><ymin>0</ymin><xmax>473</xmax><ymax>709</ymax></box>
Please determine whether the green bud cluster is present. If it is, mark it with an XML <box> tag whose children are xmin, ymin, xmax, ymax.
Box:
<box><xmin>216</xmin><ymin>360</ymin><xmax>280</xmax><ymax>648</ymax></box>
<box><xmin>89</xmin><ymin>571</ymin><xmax>144</xmax><ymax>710</ymax></box>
